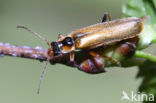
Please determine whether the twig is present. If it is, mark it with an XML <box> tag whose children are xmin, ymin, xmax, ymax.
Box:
<box><xmin>0</xmin><ymin>42</ymin><xmax>47</xmax><ymax>61</ymax></box>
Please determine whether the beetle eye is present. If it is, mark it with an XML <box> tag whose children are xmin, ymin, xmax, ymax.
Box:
<box><xmin>62</xmin><ymin>37</ymin><xmax>73</xmax><ymax>46</ymax></box>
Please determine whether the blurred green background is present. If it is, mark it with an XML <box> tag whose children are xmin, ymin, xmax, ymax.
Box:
<box><xmin>0</xmin><ymin>0</ymin><xmax>142</xmax><ymax>103</ymax></box>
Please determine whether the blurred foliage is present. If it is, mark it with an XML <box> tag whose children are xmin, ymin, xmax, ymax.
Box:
<box><xmin>123</xmin><ymin>0</ymin><xmax>156</xmax><ymax>49</ymax></box>
<box><xmin>123</xmin><ymin>0</ymin><xmax>156</xmax><ymax>102</ymax></box>
<box><xmin>137</xmin><ymin>61</ymin><xmax>156</xmax><ymax>103</ymax></box>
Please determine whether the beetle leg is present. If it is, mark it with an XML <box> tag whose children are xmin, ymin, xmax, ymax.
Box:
<box><xmin>103</xmin><ymin>55</ymin><xmax>121</xmax><ymax>67</ymax></box>
<box><xmin>89</xmin><ymin>51</ymin><xmax>121</xmax><ymax>66</ymax></box>
<box><xmin>58</xmin><ymin>33</ymin><xmax>64</xmax><ymax>39</ymax></box>
<box><xmin>89</xmin><ymin>51</ymin><xmax>100</xmax><ymax>57</ymax></box>
<box><xmin>70</xmin><ymin>51</ymin><xmax>75</xmax><ymax>63</ymax></box>
<box><xmin>102</xmin><ymin>12</ymin><xmax>111</xmax><ymax>22</ymax></box>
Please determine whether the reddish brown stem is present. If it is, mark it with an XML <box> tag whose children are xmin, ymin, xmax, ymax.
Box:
<box><xmin>0</xmin><ymin>42</ymin><xmax>47</xmax><ymax>61</ymax></box>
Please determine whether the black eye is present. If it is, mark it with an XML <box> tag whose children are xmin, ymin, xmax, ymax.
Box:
<box><xmin>62</xmin><ymin>37</ymin><xmax>73</xmax><ymax>46</ymax></box>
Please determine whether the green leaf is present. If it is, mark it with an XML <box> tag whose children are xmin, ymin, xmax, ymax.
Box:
<box><xmin>123</xmin><ymin>0</ymin><xmax>146</xmax><ymax>17</ymax></box>
<box><xmin>123</xmin><ymin>0</ymin><xmax>156</xmax><ymax>49</ymax></box>
<box><xmin>123</xmin><ymin>0</ymin><xmax>156</xmax><ymax>103</ymax></box>
<box><xmin>137</xmin><ymin>24</ymin><xmax>156</xmax><ymax>49</ymax></box>
<box><xmin>137</xmin><ymin>61</ymin><xmax>156</xmax><ymax>103</ymax></box>
<box><xmin>143</xmin><ymin>0</ymin><xmax>156</xmax><ymax>24</ymax></box>
<box><xmin>123</xmin><ymin>0</ymin><xmax>156</xmax><ymax>24</ymax></box>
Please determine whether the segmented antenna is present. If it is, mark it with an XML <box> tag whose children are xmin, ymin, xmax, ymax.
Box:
<box><xmin>16</xmin><ymin>26</ymin><xmax>52</xmax><ymax>94</ymax></box>
<box><xmin>16</xmin><ymin>26</ymin><xmax>50</xmax><ymax>46</ymax></box>
<box><xmin>37</xmin><ymin>59</ymin><xmax>49</xmax><ymax>94</ymax></box>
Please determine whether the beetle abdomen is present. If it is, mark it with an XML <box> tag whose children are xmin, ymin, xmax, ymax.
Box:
<box><xmin>74</xmin><ymin>17</ymin><xmax>143</xmax><ymax>49</ymax></box>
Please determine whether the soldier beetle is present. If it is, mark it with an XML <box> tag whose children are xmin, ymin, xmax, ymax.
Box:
<box><xmin>17</xmin><ymin>13</ymin><xmax>143</xmax><ymax>93</ymax></box>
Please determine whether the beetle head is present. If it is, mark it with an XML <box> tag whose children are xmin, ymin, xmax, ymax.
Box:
<box><xmin>51</xmin><ymin>41</ymin><xmax>61</xmax><ymax>56</ymax></box>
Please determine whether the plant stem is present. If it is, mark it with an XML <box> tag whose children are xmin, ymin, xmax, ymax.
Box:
<box><xmin>0</xmin><ymin>43</ymin><xmax>47</xmax><ymax>61</ymax></box>
<box><xmin>152</xmin><ymin>37</ymin><xmax>156</xmax><ymax>43</ymax></box>
<box><xmin>134</xmin><ymin>50</ymin><xmax>156</xmax><ymax>63</ymax></box>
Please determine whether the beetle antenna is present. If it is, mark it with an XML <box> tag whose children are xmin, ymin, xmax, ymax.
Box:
<box><xmin>16</xmin><ymin>26</ymin><xmax>50</xmax><ymax>47</ymax></box>
<box><xmin>37</xmin><ymin>59</ymin><xmax>49</xmax><ymax>94</ymax></box>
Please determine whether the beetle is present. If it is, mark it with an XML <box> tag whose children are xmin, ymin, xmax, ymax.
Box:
<box><xmin>17</xmin><ymin>13</ymin><xmax>143</xmax><ymax>64</ymax></box>
<box><xmin>17</xmin><ymin>13</ymin><xmax>143</xmax><ymax>93</ymax></box>
<box><xmin>53</xmin><ymin>13</ymin><xmax>143</xmax><ymax>63</ymax></box>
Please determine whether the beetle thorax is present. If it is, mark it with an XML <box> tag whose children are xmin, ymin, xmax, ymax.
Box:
<box><xmin>58</xmin><ymin>37</ymin><xmax>75</xmax><ymax>53</ymax></box>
